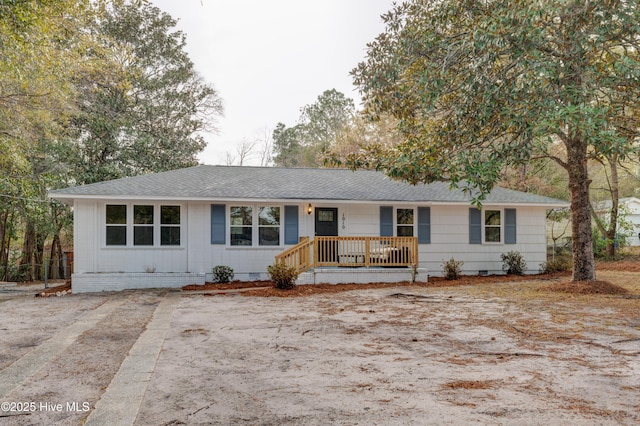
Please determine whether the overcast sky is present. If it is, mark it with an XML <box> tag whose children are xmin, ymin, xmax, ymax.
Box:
<box><xmin>150</xmin><ymin>0</ymin><xmax>395</xmax><ymax>165</ymax></box>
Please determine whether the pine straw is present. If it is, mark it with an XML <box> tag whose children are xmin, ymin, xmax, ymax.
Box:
<box><xmin>442</xmin><ymin>380</ymin><xmax>497</xmax><ymax>390</ymax></box>
<box><xmin>596</xmin><ymin>261</ymin><xmax>640</xmax><ymax>273</ymax></box>
<box><xmin>184</xmin><ymin>274</ymin><xmax>563</xmax><ymax>298</ymax></box>
<box><xmin>181</xmin><ymin>270</ymin><xmax>636</xmax><ymax>298</ymax></box>
<box><xmin>182</xmin><ymin>281</ymin><xmax>272</xmax><ymax>291</ymax></box>
<box><xmin>36</xmin><ymin>281</ymin><xmax>72</xmax><ymax>297</ymax></box>
<box><xmin>542</xmin><ymin>280</ymin><xmax>629</xmax><ymax>295</ymax></box>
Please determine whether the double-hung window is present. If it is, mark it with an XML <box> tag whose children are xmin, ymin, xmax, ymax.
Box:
<box><xmin>396</xmin><ymin>208</ymin><xmax>414</xmax><ymax>237</ymax></box>
<box><xmin>106</xmin><ymin>205</ymin><xmax>127</xmax><ymax>246</ymax></box>
<box><xmin>470</xmin><ymin>208</ymin><xmax>516</xmax><ymax>244</ymax></box>
<box><xmin>484</xmin><ymin>210</ymin><xmax>501</xmax><ymax>243</ymax></box>
<box><xmin>258</xmin><ymin>206</ymin><xmax>280</xmax><ymax>246</ymax></box>
<box><xmin>230</xmin><ymin>205</ymin><xmax>281</xmax><ymax>246</ymax></box>
<box><xmin>161</xmin><ymin>206</ymin><xmax>181</xmax><ymax>246</ymax></box>
<box><xmin>105</xmin><ymin>204</ymin><xmax>181</xmax><ymax>247</ymax></box>
<box><xmin>134</xmin><ymin>205</ymin><xmax>154</xmax><ymax>246</ymax></box>
<box><xmin>230</xmin><ymin>206</ymin><xmax>253</xmax><ymax>246</ymax></box>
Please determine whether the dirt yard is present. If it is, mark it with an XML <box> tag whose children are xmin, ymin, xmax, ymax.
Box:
<box><xmin>0</xmin><ymin>267</ymin><xmax>638</xmax><ymax>425</ymax></box>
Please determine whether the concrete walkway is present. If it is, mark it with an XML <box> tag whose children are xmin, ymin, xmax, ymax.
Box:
<box><xmin>0</xmin><ymin>298</ymin><xmax>125</xmax><ymax>398</ymax></box>
<box><xmin>84</xmin><ymin>294</ymin><xmax>181</xmax><ymax>426</ymax></box>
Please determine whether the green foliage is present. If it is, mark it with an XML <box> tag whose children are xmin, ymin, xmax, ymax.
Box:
<box><xmin>346</xmin><ymin>0</ymin><xmax>640</xmax><ymax>281</ymax></box>
<box><xmin>501</xmin><ymin>251</ymin><xmax>527</xmax><ymax>275</ymax></box>
<box><xmin>267</xmin><ymin>263</ymin><xmax>299</xmax><ymax>290</ymax></box>
<box><xmin>539</xmin><ymin>257</ymin><xmax>571</xmax><ymax>274</ymax></box>
<box><xmin>63</xmin><ymin>1</ymin><xmax>223</xmax><ymax>184</ymax></box>
<box><xmin>349</xmin><ymin>0</ymin><xmax>640</xmax><ymax>194</ymax></box>
<box><xmin>0</xmin><ymin>0</ymin><xmax>223</xmax><ymax>279</ymax></box>
<box><xmin>592</xmin><ymin>228</ymin><xmax>628</xmax><ymax>259</ymax></box>
<box><xmin>442</xmin><ymin>257</ymin><xmax>463</xmax><ymax>281</ymax></box>
<box><xmin>212</xmin><ymin>265</ymin><xmax>234</xmax><ymax>284</ymax></box>
<box><xmin>272</xmin><ymin>89</ymin><xmax>355</xmax><ymax>167</ymax></box>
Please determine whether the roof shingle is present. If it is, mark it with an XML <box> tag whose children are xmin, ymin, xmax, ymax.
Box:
<box><xmin>50</xmin><ymin>165</ymin><xmax>568</xmax><ymax>205</ymax></box>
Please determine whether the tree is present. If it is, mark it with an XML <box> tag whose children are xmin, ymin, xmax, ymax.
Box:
<box><xmin>346</xmin><ymin>0</ymin><xmax>640</xmax><ymax>282</ymax></box>
<box><xmin>272</xmin><ymin>89</ymin><xmax>355</xmax><ymax>167</ymax></box>
<box><xmin>272</xmin><ymin>122</ymin><xmax>304</xmax><ymax>167</ymax></box>
<box><xmin>226</xmin><ymin>127</ymin><xmax>273</xmax><ymax>166</ymax></box>
<box><xmin>0</xmin><ymin>0</ymin><xmax>94</xmax><ymax>280</ymax></box>
<box><xmin>327</xmin><ymin>112</ymin><xmax>404</xmax><ymax>167</ymax></box>
<box><xmin>226</xmin><ymin>139</ymin><xmax>257</xmax><ymax>166</ymax></box>
<box><xmin>63</xmin><ymin>0</ymin><xmax>223</xmax><ymax>184</ymax></box>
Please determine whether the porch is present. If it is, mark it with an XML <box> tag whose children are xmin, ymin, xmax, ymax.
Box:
<box><xmin>275</xmin><ymin>236</ymin><xmax>419</xmax><ymax>274</ymax></box>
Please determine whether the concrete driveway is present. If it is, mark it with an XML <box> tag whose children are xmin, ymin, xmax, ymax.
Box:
<box><xmin>0</xmin><ymin>278</ymin><xmax>638</xmax><ymax>425</ymax></box>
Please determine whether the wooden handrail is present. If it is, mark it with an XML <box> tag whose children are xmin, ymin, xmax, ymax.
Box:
<box><xmin>275</xmin><ymin>238</ymin><xmax>314</xmax><ymax>273</ymax></box>
<box><xmin>276</xmin><ymin>236</ymin><xmax>418</xmax><ymax>272</ymax></box>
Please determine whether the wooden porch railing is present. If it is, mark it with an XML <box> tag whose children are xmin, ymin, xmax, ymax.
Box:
<box><xmin>275</xmin><ymin>236</ymin><xmax>418</xmax><ymax>273</ymax></box>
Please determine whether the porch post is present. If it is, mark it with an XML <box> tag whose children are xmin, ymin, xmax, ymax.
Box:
<box><xmin>364</xmin><ymin>237</ymin><xmax>370</xmax><ymax>268</ymax></box>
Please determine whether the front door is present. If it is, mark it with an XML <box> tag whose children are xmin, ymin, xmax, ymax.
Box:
<box><xmin>315</xmin><ymin>208</ymin><xmax>338</xmax><ymax>263</ymax></box>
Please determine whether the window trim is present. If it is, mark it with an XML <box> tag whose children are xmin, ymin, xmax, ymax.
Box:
<box><xmin>483</xmin><ymin>209</ymin><xmax>503</xmax><ymax>244</ymax></box>
<box><xmin>160</xmin><ymin>205</ymin><xmax>182</xmax><ymax>246</ymax></box>
<box><xmin>133</xmin><ymin>205</ymin><xmax>154</xmax><ymax>246</ymax></box>
<box><xmin>228</xmin><ymin>204</ymin><xmax>283</xmax><ymax>247</ymax></box>
<box><xmin>103</xmin><ymin>203</ymin><xmax>183</xmax><ymax>248</ymax></box>
<box><xmin>395</xmin><ymin>207</ymin><xmax>415</xmax><ymax>237</ymax></box>
<box><xmin>106</xmin><ymin>204</ymin><xmax>127</xmax><ymax>246</ymax></box>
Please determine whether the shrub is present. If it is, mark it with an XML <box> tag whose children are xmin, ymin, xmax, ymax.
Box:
<box><xmin>442</xmin><ymin>257</ymin><xmax>463</xmax><ymax>280</ymax></box>
<box><xmin>267</xmin><ymin>263</ymin><xmax>299</xmax><ymax>290</ymax></box>
<box><xmin>501</xmin><ymin>251</ymin><xmax>527</xmax><ymax>275</ymax></box>
<box><xmin>539</xmin><ymin>256</ymin><xmax>571</xmax><ymax>274</ymax></box>
<box><xmin>212</xmin><ymin>265</ymin><xmax>234</xmax><ymax>283</ymax></box>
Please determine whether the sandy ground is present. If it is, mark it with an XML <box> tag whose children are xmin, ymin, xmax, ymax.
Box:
<box><xmin>0</xmin><ymin>271</ymin><xmax>638</xmax><ymax>425</ymax></box>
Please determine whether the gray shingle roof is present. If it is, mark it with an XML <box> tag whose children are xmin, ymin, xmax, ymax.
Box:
<box><xmin>50</xmin><ymin>165</ymin><xmax>568</xmax><ymax>205</ymax></box>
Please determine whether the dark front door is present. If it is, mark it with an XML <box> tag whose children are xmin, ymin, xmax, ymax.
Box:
<box><xmin>315</xmin><ymin>208</ymin><xmax>338</xmax><ymax>263</ymax></box>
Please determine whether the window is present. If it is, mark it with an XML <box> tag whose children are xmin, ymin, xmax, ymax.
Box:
<box><xmin>230</xmin><ymin>206</ymin><xmax>252</xmax><ymax>246</ymax></box>
<box><xmin>105</xmin><ymin>204</ymin><xmax>182</xmax><ymax>247</ymax></box>
<box><xmin>106</xmin><ymin>205</ymin><xmax>127</xmax><ymax>246</ymax></box>
<box><xmin>396</xmin><ymin>208</ymin><xmax>414</xmax><ymax>237</ymax></box>
<box><xmin>484</xmin><ymin>210</ymin><xmax>501</xmax><ymax>243</ymax></box>
<box><xmin>228</xmin><ymin>205</ymin><xmax>282</xmax><ymax>246</ymax></box>
<box><xmin>161</xmin><ymin>206</ymin><xmax>181</xmax><ymax>246</ymax></box>
<box><xmin>318</xmin><ymin>209</ymin><xmax>334</xmax><ymax>222</ymax></box>
<box><xmin>134</xmin><ymin>205</ymin><xmax>154</xmax><ymax>245</ymax></box>
<box><xmin>258</xmin><ymin>206</ymin><xmax>280</xmax><ymax>246</ymax></box>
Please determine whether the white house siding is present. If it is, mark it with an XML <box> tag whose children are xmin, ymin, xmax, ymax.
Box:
<box><xmin>184</xmin><ymin>202</ymin><xmax>303</xmax><ymax>281</ymax></box>
<box><xmin>421</xmin><ymin>205</ymin><xmax>547</xmax><ymax>276</ymax></box>
<box><xmin>72</xmin><ymin>200</ymin><xmax>550</xmax><ymax>286</ymax></box>
<box><xmin>73</xmin><ymin>199</ymin><xmax>188</xmax><ymax>274</ymax></box>
<box><xmin>73</xmin><ymin>199</ymin><xmax>96</xmax><ymax>274</ymax></box>
<box><xmin>625</xmin><ymin>199</ymin><xmax>640</xmax><ymax>246</ymax></box>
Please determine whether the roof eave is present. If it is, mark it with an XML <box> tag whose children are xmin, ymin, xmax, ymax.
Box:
<box><xmin>49</xmin><ymin>192</ymin><xmax>569</xmax><ymax>208</ymax></box>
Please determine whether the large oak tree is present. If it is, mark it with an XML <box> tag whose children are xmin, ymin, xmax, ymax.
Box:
<box><xmin>346</xmin><ymin>0</ymin><xmax>640</xmax><ymax>282</ymax></box>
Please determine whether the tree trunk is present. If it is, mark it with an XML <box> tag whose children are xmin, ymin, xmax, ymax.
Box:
<box><xmin>49</xmin><ymin>232</ymin><xmax>64</xmax><ymax>280</ymax></box>
<box><xmin>566</xmin><ymin>141</ymin><xmax>596</xmax><ymax>282</ymax></box>
<box><xmin>605</xmin><ymin>155</ymin><xmax>619</xmax><ymax>257</ymax></box>
<box><xmin>20</xmin><ymin>221</ymin><xmax>36</xmax><ymax>281</ymax></box>
<box><xmin>0</xmin><ymin>210</ymin><xmax>8</xmax><ymax>280</ymax></box>
<box><xmin>34</xmin><ymin>231</ymin><xmax>47</xmax><ymax>281</ymax></box>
